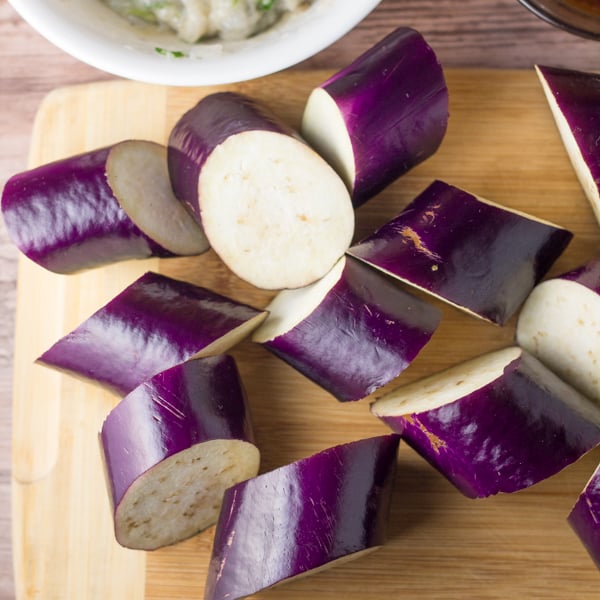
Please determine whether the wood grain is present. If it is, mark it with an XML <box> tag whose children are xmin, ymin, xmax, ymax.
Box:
<box><xmin>2</xmin><ymin>1</ymin><xmax>600</xmax><ymax>598</ymax></box>
<box><xmin>10</xmin><ymin>70</ymin><xmax>600</xmax><ymax>600</ymax></box>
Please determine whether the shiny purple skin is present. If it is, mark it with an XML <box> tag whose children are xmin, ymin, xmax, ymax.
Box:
<box><xmin>568</xmin><ymin>462</ymin><xmax>600</xmax><ymax>570</ymax></box>
<box><xmin>348</xmin><ymin>180</ymin><xmax>573</xmax><ymax>325</ymax></box>
<box><xmin>204</xmin><ymin>434</ymin><xmax>400</xmax><ymax>600</ymax></box>
<box><xmin>316</xmin><ymin>26</ymin><xmax>448</xmax><ymax>207</ymax></box>
<box><xmin>558</xmin><ymin>255</ymin><xmax>600</xmax><ymax>293</ymax></box>
<box><xmin>37</xmin><ymin>272</ymin><xmax>265</xmax><ymax>396</ymax></box>
<box><xmin>168</xmin><ymin>92</ymin><xmax>296</xmax><ymax>222</ymax></box>
<box><xmin>536</xmin><ymin>65</ymin><xmax>600</xmax><ymax>191</ymax></box>
<box><xmin>1</xmin><ymin>146</ymin><xmax>171</xmax><ymax>274</ymax></box>
<box><xmin>261</xmin><ymin>257</ymin><xmax>441</xmax><ymax>402</ymax></box>
<box><xmin>100</xmin><ymin>355</ymin><xmax>255</xmax><ymax>518</ymax></box>
<box><xmin>377</xmin><ymin>351</ymin><xmax>600</xmax><ymax>499</ymax></box>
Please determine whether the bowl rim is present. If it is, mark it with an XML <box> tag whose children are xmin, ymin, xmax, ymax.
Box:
<box><xmin>517</xmin><ymin>0</ymin><xmax>600</xmax><ymax>41</ymax></box>
<box><xmin>8</xmin><ymin>0</ymin><xmax>382</xmax><ymax>86</ymax></box>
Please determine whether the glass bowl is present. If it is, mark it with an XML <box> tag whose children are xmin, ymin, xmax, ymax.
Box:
<box><xmin>518</xmin><ymin>0</ymin><xmax>600</xmax><ymax>40</ymax></box>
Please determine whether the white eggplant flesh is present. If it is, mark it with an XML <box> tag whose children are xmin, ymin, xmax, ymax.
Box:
<box><xmin>168</xmin><ymin>92</ymin><xmax>354</xmax><ymax>290</ymax></box>
<box><xmin>516</xmin><ymin>257</ymin><xmax>600</xmax><ymax>406</ymax></box>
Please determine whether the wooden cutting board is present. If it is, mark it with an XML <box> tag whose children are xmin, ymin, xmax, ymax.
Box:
<box><xmin>11</xmin><ymin>70</ymin><xmax>600</xmax><ymax>600</ymax></box>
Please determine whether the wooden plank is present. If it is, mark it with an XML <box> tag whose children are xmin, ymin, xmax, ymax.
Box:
<box><xmin>11</xmin><ymin>69</ymin><xmax>600</xmax><ymax>600</ymax></box>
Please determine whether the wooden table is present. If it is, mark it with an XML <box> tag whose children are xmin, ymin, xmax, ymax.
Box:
<box><xmin>0</xmin><ymin>1</ymin><xmax>598</xmax><ymax>598</ymax></box>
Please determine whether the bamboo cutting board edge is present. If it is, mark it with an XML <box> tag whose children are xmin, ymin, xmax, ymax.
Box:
<box><xmin>10</xmin><ymin>69</ymin><xmax>600</xmax><ymax>600</ymax></box>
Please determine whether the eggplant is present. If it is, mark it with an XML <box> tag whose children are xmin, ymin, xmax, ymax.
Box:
<box><xmin>348</xmin><ymin>180</ymin><xmax>573</xmax><ymax>325</ymax></box>
<box><xmin>516</xmin><ymin>256</ymin><xmax>600</xmax><ymax>405</ymax></box>
<box><xmin>1</xmin><ymin>140</ymin><xmax>208</xmax><ymax>274</ymax></box>
<box><xmin>252</xmin><ymin>255</ymin><xmax>441</xmax><ymax>402</ymax></box>
<box><xmin>168</xmin><ymin>91</ymin><xmax>354</xmax><ymax>290</ymax></box>
<box><xmin>100</xmin><ymin>354</ymin><xmax>260</xmax><ymax>551</ymax></box>
<box><xmin>300</xmin><ymin>26</ymin><xmax>448</xmax><ymax>208</ymax></box>
<box><xmin>204</xmin><ymin>434</ymin><xmax>400</xmax><ymax>600</ymax></box>
<box><xmin>536</xmin><ymin>64</ymin><xmax>600</xmax><ymax>225</ymax></box>
<box><xmin>37</xmin><ymin>271</ymin><xmax>267</xmax><ymax>395</ymax></box>
<box><xmin>568</xmin><ymin>462</ymin><xmax>600</xmax><ymax>570</ymax></box>
<box><xmin>371</xmin><ymin>346</ymin><xmax>600</xmax><ymax>498</ymax></box>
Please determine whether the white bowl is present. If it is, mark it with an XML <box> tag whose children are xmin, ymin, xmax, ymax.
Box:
<box><xmin>8</xmin><ymin>0</ymin><xmax>381</xmax><ymax>86</ymax></box>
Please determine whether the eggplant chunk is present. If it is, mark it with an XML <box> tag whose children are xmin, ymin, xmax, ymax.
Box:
<box><xmin>568</xmin><ymin>462</ymin><xmax>600</xmax><ymax>570</ymax></box>
<box><xmin>301</xmin><ymin>27</ymin><xmax>448</xmax><ymax>208</ymax></box>
<box><xmin>516</xmin><ymin>256</ymin><xmax>600</xmax><ymax>405</ymax></box>
<box><xmin>536</xmin><ymin>64</ymin><xmax>600</xmax><ymax>225</ymax></box>
<box><xmin>100</xmin><ymin>355</ymin><xmax>260</xmax><ymax>551</ymax></box>
<box><xmin>252</xmin><ymin>255</ymin><xmax>441</xmax><ymax>402</ymax></box>
<box><xmin>348</xmin><ymin>180</ymin><xmax>573</xmax><ymax>325</ymax></box>
<box><xmin>371</xmin><ymin>347</ymin><xmax>600</xmax><ymax>498</ymax></box>
<box><xmin>37</xmin><ymin>272</ymin><xmax>267</xmax><ymax>395</ymax></box>
<box><xmin>168</xmin><ymin>92</ymin><xmax>354</xmax><ymax>290</ymax></box>
<box><xmin>1</xmin><ymin>140</ymin><xmax>208</xmax><ymax>274</ymax></box>
<box><xmin>204</xmin><ymin>435</ymin><xmax>400</xmax><ymax>600</ymax></box>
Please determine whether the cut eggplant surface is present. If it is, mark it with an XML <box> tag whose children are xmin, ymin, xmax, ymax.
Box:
<box><xmin>301</xmin><ymin>26</ymin><xmax>448</xmax><ymax>208</ymax></box>
<box><xmin>168</xmin><ymin>91</ymin><xmax>354</xmax><ymax>290</ymax></box>
<box><xmin>516</xmin><ymin>256</ymin><xmax>600</xmax><ymax>405</ymax></box>
<box><xmin>204</xmin><ymin>434</ymin><xmax>400</xmax><ymax>600</ymax></box>
<box><xmin>37</xmin><ymin>272</ymin><xmax>267</xmax><ymax>396</ymax></box>
<box><xmin>348</xmin><ymin>180</ymin><xmax>573</xmax><ymax>325</ymax></box>
<box><xmin>1</xmin><ymin>140</ymin><xmax>208</xmax><ymax>274</ymax></box>
<box><xmin>568</xmin><ymin>461</ymin><xmax>600</xmax><ymax>570</ymax></box>
<box><xmin>536</xmin><ymin>64</ymin><xmax>600</xmax><ymax>225</ymax></box>
<box><xmin>252</xmin><ymin>255</ymin><xmax>441</xmax><ymax>402</ymax></box>
<box><xmin>371</xmin><ymin>347</ymin><xmax>600</xmax><ymax>498</ymax></box>
<box><xmin>100</xmin><ymin>355</ymin><xmax>260</xmax><ymax>550</ymax></box>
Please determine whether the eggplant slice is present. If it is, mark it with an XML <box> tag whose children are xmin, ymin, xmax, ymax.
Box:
<box><xmin>1</xmin><ymin>140</ymin><xmax>208</xmax><ymax>274</ymax></box>
<box><xmin>204</xmin><ymin>434</ymin><xmax>400</xmax><ymax>600</ymax></box>
<box><xmin>372</xmin><ymin>346</ymin><xmax>600</xmax><ymax>498</ymax></box>
<box><xmin>168</xmin><ymin>92</ymin><xmax>354</xmax><ymax>290</ymax></box>
<box><xmin>37</xmin><ymin>271</ymin><xmax>267</xmax><ymax>395</ymax></box>
<box><xmin>301</xmin><ymin>26</ymin><xmax>448</xmax><ymax>208</ymax></box>
<box><xmin>252</xmin><ymin>255</ymin><xmax>441</xmax><ymax>402</ymax></box>
<box><xmin>100</xmin><ymin>355</ymin><xmax>260</xmax><ymax>550</ymax></box>
<box><xmin>348</xmin><ymin>180</ymin><xmax>573</xmax><ymax>325</ymax></box>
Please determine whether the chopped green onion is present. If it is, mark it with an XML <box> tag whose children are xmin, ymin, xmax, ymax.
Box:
<box><xmin>257</xmin><ymin>0</ymin><xmax>276</xmax><ymax>10</ymax></box>
<box><xmin>155</xmin><ymin>47</ymin><xmax>186</xmax><ymax>58</ymax></box>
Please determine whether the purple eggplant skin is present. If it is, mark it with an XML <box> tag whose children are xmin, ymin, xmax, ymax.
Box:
<box><xmin>374</xmin><ymin>350</ymin><xmax>600</xmax><ymax>499</ymax></box>
<box><xmin>568</xmin><ymin>463</ymin><xmax>600</xmax><ymax>570</ymax></box>
<box><xmin>303</xmin><ymin>27</ymin><xmax>448</xmax><ymax>208</ymax></box>
<box><xmin>348</xmin><ymin>180</ymin><xmax>573</xmax><ymax>325</ymax></box>
<box><xmin>37</xmin><ymin>271</ymin><xmax>266</xmax><ymax>396</ymax></box>
<box><xmin>168</xmin><ymin>92</ymin><xmax>295</xmax><ymax>222</ymax></box>
<box><xmin>204</xmin><ymin>434</ymin><xmax>400</xmax><ymax>600</ymax></box>
<box><xmin>100</xmin><ymin>355</ymin><xmax>256</xmax><ymax>538</ymax></box>
<box><xmin>260</xmin><ymin>256</ymin><xmax>441</xmax><ymax>403</ymax></box>
<box><xmin>559</xmin><ymin>255</ymin><xmax>600</xmax><ymax>293</ymax></box>
<box><xmin>1</xmin><ymin>146</ymin><xmax>172</xmax><ymax>274</ymax></box>
<box><xmin>536</xmin><ymin>65</ymin><xmax>600</xmax><ymax>197</ymax></box>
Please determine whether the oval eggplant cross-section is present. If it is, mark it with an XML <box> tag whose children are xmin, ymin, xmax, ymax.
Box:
<box><xmin>37</xmin><ymin>271</ymin><xmax>267</xmax><ymax>395</ymax></box>
<box><xmin>536</xmin><ymin>64</ymin><xmax>600</xmax><ymax>226</ymax></box>
<box><xmin>204</xmin><ymin>434</ymin><xmax>400</xmax><ymax>600</ymax></box>
<box><xmin>168</xmin><ymin>91</ymin><xmax>354</xmax><ymax>290</ymax></box>
<box><xmin>100</xmin><ymin>354</ymin><xmax>260</xmax><ymax>551</ymax></box>
<box><xmin>301</xmin><ymin>26</ymin><xmax>448</xmax><ymax>208</ymax></box>
<box><xmin>252</xmin><ymin>255</ymin><xmax>441</xmax><ymax>402</ymax></box>
<box><xmin>517</xmin><ymin>256</ymin><xmax>600</xmax><ymax>406</ymax></box>
<box><xmin>568</xmin><ymin>461</ymin><xmax>600</xmax><ymax>570</ymax></box>
<box><xmin>371</xmin><ymin>346</ymin><xmax>600</xmax><ymax>498</ymax></box>
<box><xmin>348</xmin><ymin>180</ymin><xmax>573</xmax><ymax>325</ymax></box>
<box><xmin>1</xmin><ymin>140</ymin><xmax>208</xmax><ymax>274</ymax></box>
